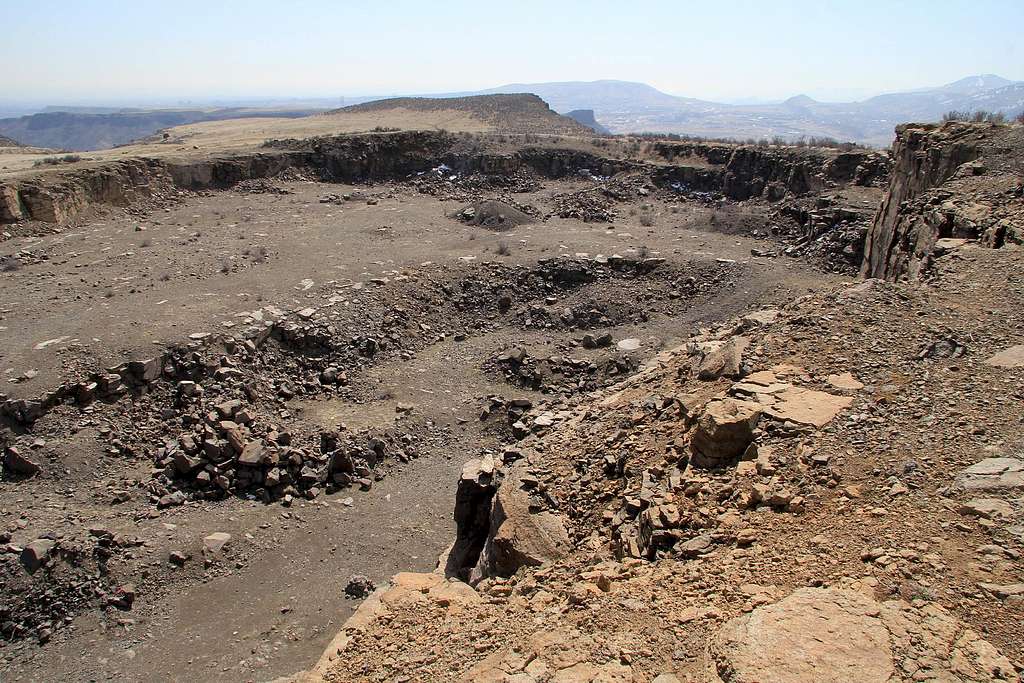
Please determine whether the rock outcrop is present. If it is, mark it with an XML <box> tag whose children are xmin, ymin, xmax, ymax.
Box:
<box><xmin>2</xmin><ymin>131</ymin><xmax>893</xmax><ymax>227</ymax></box>
<box><xmin>469</xmin><ymin>464</ymin><xmax>570</xmax><ymax>581</ymax></box>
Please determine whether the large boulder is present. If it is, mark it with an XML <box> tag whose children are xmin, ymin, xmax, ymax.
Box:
<box><xmin>953</xmin><ymin>457</ymin><xmax>1024</xmax><ymax>493</ymax></box>
<box><xmin>471</xmin><ymin>464</ymin><xmax>570</xmax><ymax>582</ymax></box>
<box><xmin>690</xmin><ymin>399</ymin><xmax>762</xmax><ymax>468</ymax></box>
<box><xmin>691</xmin><ymin>337</ymin><xmax>749</xmax><ymax>380</ymax></box>
<box><xmin>710</xmin><ymin>587</ymin><xmax>1018</xmax><ymax>683</ymax></box>
<box><xmin>20</xmin><ymin>538</ymin><xmax>56</xmax><ymax>573</ymax></box>
<box><xmin>3</xmin><ymin>446</ymin><xmax>41</xmax><ymax>477</ymax></box>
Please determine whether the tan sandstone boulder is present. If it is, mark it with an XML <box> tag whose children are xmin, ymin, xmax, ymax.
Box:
<box><xmin>690</xmin><ymin>398</ymin><xmax>762</xmax><ymax>468</ymax></box>
<box><xmin>472</xmin><ymin>464</ymin><xmax>570</xmax><ymax>581</ymax></box>
<box><xmin>710</xmin><ymin>587</ymin><xmax>1018</xmax><ymax>683</ymax></box>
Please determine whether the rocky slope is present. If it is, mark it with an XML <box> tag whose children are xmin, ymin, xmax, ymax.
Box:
<box><xmin>295</xmin><ymin>242</ymin><xmax>1024</xmax><ymax>683</ymax></box>
<box><xmin>287</xmin><ymin>123</ymin><xmax>1024</xmax><ymax>682</ymax></box>
<box><xmin>563</xmin><ymin>110</ymin><xmax>612</xmax><ymax>136</ymax></box>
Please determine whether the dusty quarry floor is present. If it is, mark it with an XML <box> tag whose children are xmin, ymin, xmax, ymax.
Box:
<box><xmin>0</xmin><ymin>176</ymin><xmax>845</xmax><ymax>681</ymax></box>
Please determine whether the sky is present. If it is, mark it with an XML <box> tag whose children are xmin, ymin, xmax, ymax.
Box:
<box><xmin>3</xmin><ymin>0</ymin><xmax>1023</xmax><ymax>106</ymax></box>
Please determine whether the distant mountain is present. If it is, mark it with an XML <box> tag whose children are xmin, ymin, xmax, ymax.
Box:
<box><xmin>10</xmin><ymin>75</ymin><xmax>1022</xmax><ymax>152</ymax></box>
<box><xmin>475</xmin><ymin>80</ymin><xmax>709</xmax><ymax>113</ymax></box>
<box><xmin>450</xmin><ymin>75</ymin><xmax>1024</xmax><ymax>146</ymax></box>
<box><xmin>0</xmin><ymin>107</ymin><xmax>326</xmax><ymax>151</ymax></box>
<box><xmin>942</xmin><ymin>74</ymin><xmax>1015</xmax><ymax>94</ymax></box>
<box><xmin>961</xmin><ymin>83</ymin><xmax>1024</xmax><ymax>113</ymax></box>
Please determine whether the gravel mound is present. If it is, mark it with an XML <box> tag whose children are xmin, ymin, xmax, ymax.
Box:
<box><xmin>455</xmin><ymin>200</ymin><xmax>535</xmax><ymax>230</ymax></box>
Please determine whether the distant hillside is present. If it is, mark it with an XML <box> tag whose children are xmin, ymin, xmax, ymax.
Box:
<box><xmin>0</xmin><ymin>134</ymin><xmax>24</xmax><ymax>148</ymax></box>
<box><xmin>563</xmin><ymin>110</ymin><xmax>612</xmax><ymax>135</ymax></box>
<box><xmin>451</xmin><ymin>75</ymin><xmax>1024</xmax><ymax>146</ymax></box>
<box><xmin>0</xmin><ymin>107</ymin><xmax>326</xmax><ymax>151</ymax></box>
<box><xmin>336</xmin><ymin>94</ymin><xmax>593</xmax><ymax>135</ymax></box>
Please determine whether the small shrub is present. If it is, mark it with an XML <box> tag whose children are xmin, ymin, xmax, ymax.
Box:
<box><xmin>158</xmin><ymin>272</ymin><xmax>171</xmax><ymax>282</ymax></box>
<box><xmin>0</xmin><ymin>256</ymin><xmax>22</xmax><ymax>272</ymax></box>
<box><xmin>1016</xmin><ymin>111</ymin><xmax>1024</xmax><ymax>125</ymax></box>
<box><xmin>637</xmin><ymin>245</ymin><xmax>650</xmax><ymax>258</ymax></box>
<box><xmin>639</xmin><ymin>204</ymin><xmax>656</xmax><ymax>227</ymax></box>
<box><xmin>496</xmin><ymin>239</ymin><xmax>512</xmax><ymax>256</ymax></box>
<box><xmin>254</xmin><ymin>246</ymin><xmax>269</xmax><ymax>263</ymax></box>
<box><xmin>32</xmin><ymin>154</ymin><xmax>82</xmax><ymax>167</ymax></box>
<box><xmin>219</xmin><ymin>260</ymin><xmax>231</xmax><ymax>273</ymax></box>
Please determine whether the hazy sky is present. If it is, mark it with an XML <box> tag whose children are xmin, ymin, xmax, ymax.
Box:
<box><xmin>4</xmin><ymin>0</ymin><xmax>1023</xmax><ymax>105</ymax></box>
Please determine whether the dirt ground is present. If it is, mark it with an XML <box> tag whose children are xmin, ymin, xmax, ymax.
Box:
<box><xmin>0</xmin><ymin>174</ymin><xmax>846</xmax><ymax>682</ymax></box>
<box><xmin>0</xmin><ymin>179</ymin><xmax>833</xmax><ymax>400</ymax></box>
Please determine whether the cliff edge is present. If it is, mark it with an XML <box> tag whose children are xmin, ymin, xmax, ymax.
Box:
<box><xmin>862</xmin><ymin>121</ymin><xmax>1023</xmax><ymax>280</ymax></box>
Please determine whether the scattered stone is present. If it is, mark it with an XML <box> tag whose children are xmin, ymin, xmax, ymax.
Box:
<box><xmin>711</xmin><ymin>587</ymin><xmax>1016</xmax><ymax>683</ymax></box>
<box><xmin>202</xmin><ymin>532</ymin><xmax>232</xmax><ymax>556</ymax></box>
<box><xmin>617</xmin><ymin>338</ymin><xmax>641</xmax><ymax>352</ymax></box>
<box><xmin>3</xmin><ymin>446</ymin><xmax>41</xmax><ymax>477</ymax></box>
<box><xmin>958</xmin><ymin>498</ymin><xmax>1015</xmax><ymax>519</ymax></box>
<box><xmin>764</xmin><ymin>387</ymin><xmax>852</xmax><ymax>428</ymax></box>
<box><xmin>20</xmin><ymin>539</ymin><xmax>56</xmax><ymax>573</ymax></box>
<box><xmin>826</xmin><ymin>372</ymin><xmax>864</xmax><ymax>390</ymax></box>
<box><xmin>953</xmin><ymin>458</ymin><xmax>1024</xmax><ymax>493</ymax></box>
<box><xmin>985</xmin><ymin>345</ymin><xmax>1024</xmax><ymax>368</ymax></box>
<box><xmin>345</xmin><ymin>575</ymin><xmax>376</xmax><ymax>598</ymax></box>
<box><xmin>108</xmin><ymin>584</ymin><xmax>136</xmax><ymax>610</ymax></box>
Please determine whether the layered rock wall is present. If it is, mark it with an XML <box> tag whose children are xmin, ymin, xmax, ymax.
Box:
<box><xmin>861</xmin><ymin>121</ymin><xmax>1022</xmax><ymax>280</ymax></box>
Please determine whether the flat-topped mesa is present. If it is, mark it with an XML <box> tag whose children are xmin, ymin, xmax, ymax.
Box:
<box><xmin>333</xmin><ymin>93</ymin><xmax>595</xmax><ymax>136</ymax></box>
<box><xmin>862</xmin><ymin>121</ymin><xmax>1024</xmax><ymax>280</ymax></box>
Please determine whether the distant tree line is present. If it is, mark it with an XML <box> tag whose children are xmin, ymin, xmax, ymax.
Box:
<box><xmin>942</xmin><ymin>110</ymin><xmax>1024</xmax><ymax>124</ymax></box>
<box><xmin>628</xmin><ymin>132</ymin><xmax>863</xmax><ymax>151</ymax></box>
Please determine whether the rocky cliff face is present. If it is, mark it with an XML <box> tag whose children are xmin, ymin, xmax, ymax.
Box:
<box><xmin>862</xmin><ymin>121</ymin><xmax>1023</xmax><ymax>280</ymax></box>
<box><xmin>652</xmin><ymin>140</ymin><xmax>890</xmax><ymax>200</ymax></box>
<box><xmin>0</xmin><ymin>131</ymin><xmax>893</xmax><ymax>228</ymax></box>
